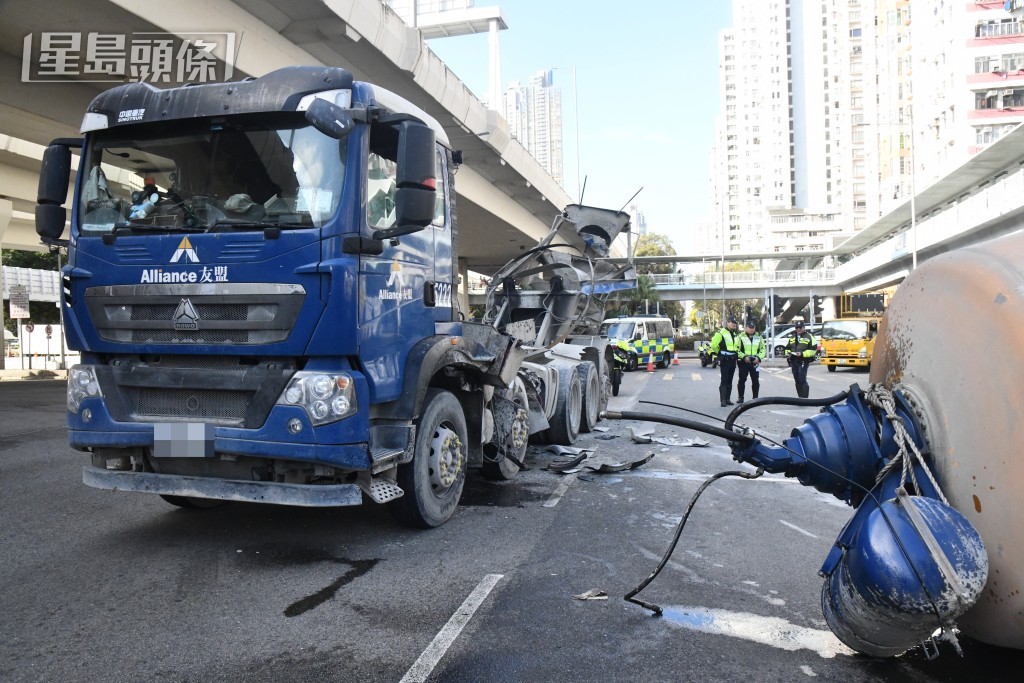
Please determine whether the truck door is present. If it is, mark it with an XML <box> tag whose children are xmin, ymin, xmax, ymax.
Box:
<box><xmin>358</xmin><ymin>128</ymin><xmax>436</xmax><ymax>403</ymax></box>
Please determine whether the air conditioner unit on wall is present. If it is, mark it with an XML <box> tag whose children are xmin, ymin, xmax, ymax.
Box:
<box><xmin>1003</xmin><ymin>88</ymin><xmax>1016</xmax><ymax>96</ymax></box>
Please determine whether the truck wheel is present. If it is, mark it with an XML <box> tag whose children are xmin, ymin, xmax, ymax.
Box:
<box><xmin>579</xmin><ymin>361</ymin><xmax>600</xmax><ymax>433</ymax></box>
<box><xmin>827</xmin><ymin>365</ymin><xmax>837</xmax><ymax>373</ymax></box>
<box><xmin>390</xmin><ymin>389</ymin><xmax>467</xmax><ymax>528</ymax></box>
<box><xmin>547</xmin><ymin>365</ymin><xmax>582</xmax><ymax>445</ymax></box>
<box><xmin>482</xmin><ymin>378</ymin><xmax>529</xmax><ymax>481</ymax></box>
<box><xmin>160</xmin><ymin>495</ymin><xmax>223</xmax><ymax>509</ymax></box>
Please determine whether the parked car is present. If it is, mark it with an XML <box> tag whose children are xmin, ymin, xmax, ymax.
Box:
<box><xmin>768</xmin><ymin>323</ymin><xmax>823</xmax><ymax>358</ymax></box>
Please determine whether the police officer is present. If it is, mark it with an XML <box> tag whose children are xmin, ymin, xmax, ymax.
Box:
<box><xmin>786</xmin><ymin>321</ymin><xmax>817</xmax><ymax>398</ymax></box>
<box><xmin>711</xmin><ymin>317</ymin><xmax>741</xmax><ymax>406</ymax></box>
<box><xmin>736</xmin><ymin>321</ymin><xmax>766</xmax><ymax>404</ymax></box>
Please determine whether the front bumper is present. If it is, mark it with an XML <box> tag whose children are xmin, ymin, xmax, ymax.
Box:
<box><xmin>83</xmin><ymin>466</ymin><xmax>363</xmax><ymax>506</ymax></box>
<box><xmin>821</xmin><ymin>357</ymin><xmax>869</xmax><ymax>367</ymax></box>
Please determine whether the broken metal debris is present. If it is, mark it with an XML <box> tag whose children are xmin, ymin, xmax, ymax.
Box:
<box><xmin>573</xmin><ymin>589</ymin><xmax>609</xmax><ymax>601</ymax></box>
<box><xmin>585</xmin><ymin>452</ymin><xmax>655</xmax><ymax>473</ymax></box>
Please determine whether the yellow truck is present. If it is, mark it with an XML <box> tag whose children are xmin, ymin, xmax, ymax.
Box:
<box><xmin>819</xmin><ymin>317</ymin><xmax>882</xmax><ymax>372</ymax></box>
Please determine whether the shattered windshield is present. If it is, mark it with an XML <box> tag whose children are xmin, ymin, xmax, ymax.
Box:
<box><xmin>77</xmin><ymin>114</ymin><xmax>346</xmax><ymax>234</ymax></box>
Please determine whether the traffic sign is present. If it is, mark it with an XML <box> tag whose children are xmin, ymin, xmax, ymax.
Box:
<box><xmin>45</xmin><ymin>324</ymin><xmax>53</xmax><ymax>337</ymax></box>
<box><xmin>9</xmin><ymin>285</ymin><xmax>29</xmax><ymax>319</ymax></box>
<box><xmin>24</xmin><ymin>323</ymin><xmax>35</xmax><ymax>333</ymax></box>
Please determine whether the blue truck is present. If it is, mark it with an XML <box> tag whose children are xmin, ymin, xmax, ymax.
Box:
<box><xmin>35</xmin><ymin>66</ymin><xmax>633</xmax><ymax>527</ymax></box>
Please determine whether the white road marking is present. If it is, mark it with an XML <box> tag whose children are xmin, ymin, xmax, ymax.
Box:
<box><xmin>660</xmin><ymin>605</ymin><xmax>855</xmax><ymax>658</ymax></box>
<box><xmin>543</xmin><ymin>473</ymin><xmax>577</xmax><ymax>507</ymax></box>
<box><xmin>779</xmin><ymin>519</ymin><xmax>820</xmax><ymax>539</ymax></box>
<box><xmin>691</xmin><ymin>373</ymin><xmax>702</xmax><ymax>381</ymax></box>
<box><xmin>663</xmin><ymin>373</ymin><xmax>673</xmax><ymax>380</ymax></box>
<box><xmin>621</xmin><ymin>469</ymin><xmax>799</xmax><ymax>484</ymax></box>
<box><xmin>801</xmin><ymin>665</ymin><xmax>818</xmax><ymax>677</ymax></box>
<box><xmin>400</xmin><ymin>574</ymin><xmax>505</xmax><ymax>683</ymax></box>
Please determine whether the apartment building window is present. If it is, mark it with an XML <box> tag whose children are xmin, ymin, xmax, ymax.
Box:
<box><xmin>976</xmin><ymin>91</ymin><xmax>997</xmax><ymax>110</ymax></box>
<box><xmin>850</xmin><ymin>28</ymin><xmax>862</xmax><ymax>37</ymax></box>
<box><xmin>977</xmin><ymin>20</ymin><xmax>1024</xmax><ymax>38</ymax></box>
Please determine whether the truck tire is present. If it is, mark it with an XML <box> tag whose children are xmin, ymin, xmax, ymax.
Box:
<box><xmin>390</xmin><ymin>389</ymin><xmax>467</xmax><ymax>528</ymax></box>
<box><xmin>547</xmin><ymin>365</ymin><xmax>582</xmax><ymax>445</ymax></box>
<box><xmin>482</xmin><ymin>378</ymin><xmax>529</xmax><ymax>481</ymax></box>
<box><xmin>579</xmin><ymin>361</ymin><xmax>600</xmax><ymax>433</ymax></box>
<box><xmin>160</xmin><ymin>495</ymin><xmax>223</xmax><ymax>509</ymax></box>
<box><xmin>827</xmin><ymin>365</ymin><xmax>837</xmax><ymax>373</ymax></box>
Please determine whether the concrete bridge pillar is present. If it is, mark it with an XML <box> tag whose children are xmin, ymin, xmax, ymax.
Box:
<box><xmin>0</xmin><ymin>198</ymin><xmax>12</xmax><ymax>370</ymax></box>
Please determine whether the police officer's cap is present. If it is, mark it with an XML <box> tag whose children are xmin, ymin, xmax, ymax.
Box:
<box><xmin>794</xmin><ymin>321</ymin><xmax>806</xmax><ymax>328</ymax></box>
<box><xmin>727</xmin><ymin>317</ymin><xmax>738</xmax><ymax>324</ymax></box>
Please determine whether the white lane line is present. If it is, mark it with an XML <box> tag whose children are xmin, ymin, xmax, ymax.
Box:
<box><xmin>660</xmin><ymin>605</ymin><xmax>855</xmax><ymax>658</ymax></box>
<box><xmin>779</xmin><ymin>519</ymin><xmax>819</xmax><ymax>539</ymax></box>
<box><xmin>621</xmin><ymin>469</ymin><xmax>799</xmax><ymax>484</ymax></box>
<box><xmin>543</xmin><ymin>473</ymin><xmax>577</xmax><ymax>507</ymax></box>
<box><xmin>691</xmin><ymin>373</ymin><xmax>702</xmax><ymax>381</ymax></box>
<box><xmin>400</xmin><ymin>573</ymin><xmax>505</xmax><ymax>683</ymax></box>
<box><xmin>663</xmin><ymin>373</ymin><xmax>674</xmax><ymax>380</ymax></box>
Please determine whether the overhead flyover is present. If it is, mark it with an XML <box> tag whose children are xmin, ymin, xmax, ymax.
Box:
<box><xmin>0</xmin><ymin>0</ymin><xmax>574</xmax><ymax>272</ymax></box>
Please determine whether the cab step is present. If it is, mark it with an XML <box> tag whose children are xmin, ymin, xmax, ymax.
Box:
<box><xmin>357</xmin><ymin>474</ymin><xmax>404</xmax><ymax>504</ymax></box>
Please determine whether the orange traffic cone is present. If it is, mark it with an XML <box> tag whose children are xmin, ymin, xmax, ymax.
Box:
<box><xmin>671</xmin><ymin>351</ymin><xmax>679</xmax><ymax>366</ymax></box>
<box><xmin>646</xmin><ymin>353</ymin><xmax>655</xmax><ymax>372</ymax></box>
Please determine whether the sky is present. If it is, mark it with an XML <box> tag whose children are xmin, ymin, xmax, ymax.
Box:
<box><xmin>425</xmin><ymin>0</ymin><xmax>734</xmax><ymax>253</ymax></box>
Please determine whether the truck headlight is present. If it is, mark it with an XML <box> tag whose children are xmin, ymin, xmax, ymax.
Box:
<box><xmin>858</xmin><ymin>347</ymin><xmax>868</xmax><ymax>358</ymax></box>
<box><xmin>68</xmin><ymin>365</ymin><xmax>102</xmax><ymax>414</ymax></box>
<box><xmin>277</xmin><ymin>372</ymin><xmax>357</xmax><ymax>425</ymax></box>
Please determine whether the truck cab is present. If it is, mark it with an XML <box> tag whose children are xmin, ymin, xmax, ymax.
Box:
<box><xmin>819</xmin><ymin>317</ymin><xmax>881</xmax><ymax>371</ymax></box>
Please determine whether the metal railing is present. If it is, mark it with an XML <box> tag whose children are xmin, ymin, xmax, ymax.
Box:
<box><xmin>646</xmin><ymin>269</ymin><xmax>836</xmax><ymax>288</ymax></box>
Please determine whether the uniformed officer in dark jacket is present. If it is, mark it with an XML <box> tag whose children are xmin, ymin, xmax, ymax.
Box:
<box><xmin>786</xmin><ymin>321</ymin><xmax>817</xmax><ymax>398</ymax></box>
<box><xmin>710</xmin><ymin>317</ymin><xmax>741</xmax><ymax>406</ymax></box>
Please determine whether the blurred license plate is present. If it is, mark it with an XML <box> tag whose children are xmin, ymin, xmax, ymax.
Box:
<box><xmin>837</xmin><ymin>359</ymin><xmax>848</xmax><ymax>365</ymax></box>
<box><xmin>153</xmin><ymin>423</ymin><xmax>214</xmax><ymax>458</ymax></box>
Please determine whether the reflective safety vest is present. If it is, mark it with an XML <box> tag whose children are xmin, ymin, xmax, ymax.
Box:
<box><xmin>711</xmin><ymin>327</ymin><xmax>740</xmax><ymax>355</ymax></box>
<box><xmin>787</xmin><ymin>332</ymin><xmax>817</xmax><ymax>359</ymax></box>
<box><xmin>737</xmin><ymin>332</ymin><xmax>766</xmax><ymax>362</ymax></box>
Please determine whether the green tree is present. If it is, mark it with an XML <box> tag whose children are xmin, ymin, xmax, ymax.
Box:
<box><xmin>633</xmin><ymin>233</ymin><xmax>677</xmax><ymax>275</ymax></box>
<box><xmin>689</xmin><ymin>261</ymin><xmax>763</xmax><ymax>335</ymax></box>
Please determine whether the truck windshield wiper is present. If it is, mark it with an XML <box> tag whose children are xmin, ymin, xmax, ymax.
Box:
<box><xmin>206</xmin><ymin>219</ymin><xmax>313</xmax><ymax>233</ymax></box>
<box><xmin>110</xmin><ymin>221</ymin><xmax>206</xmax><ymax>234</ymax></box>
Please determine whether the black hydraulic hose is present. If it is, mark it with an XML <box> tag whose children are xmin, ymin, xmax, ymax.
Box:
<box><xmin>602</xmin><ymin>410</ymin><xmax>754</xmax><ymax>444</ymax></box>
<box><xmin>723</xmin><ymin>388</ymin><xmax>853</xmax><ymax>432</ymax></box>
<box><xmin>625</xmin><ymin>468</ymin><xmax>764</xmax><ymax>615</ymax></box>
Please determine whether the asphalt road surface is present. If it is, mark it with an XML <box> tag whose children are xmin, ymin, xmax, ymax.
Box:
<box><xmin>2</xmin><ymin>369</ymin><xmax>1022</xmax><ymax>682</ymax></box>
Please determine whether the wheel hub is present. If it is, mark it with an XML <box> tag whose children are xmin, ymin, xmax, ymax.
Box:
<box><xmin>429</xmin><ymin>424</ymin><xmax>463</xmax><ymax>491</ymax></box>
<box><xmin>511</xmin><ymin>407</ymin><xmax>529</xmax><ymax>450</ymax></box>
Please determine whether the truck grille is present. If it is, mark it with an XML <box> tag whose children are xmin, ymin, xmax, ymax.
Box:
<box><xmin>98</xmin><ymin>355</ymin><xmax>296</xmax><ymax>428</ymax></box>
<box><xmin>130</xmin><ymin>387</ymin><xmax>250</xmax><ymax>422</ymax></box>
<box><xmin>85</xmin><ymin>283</ymin><xmax>304</xmax><ymax>345</ymax></box>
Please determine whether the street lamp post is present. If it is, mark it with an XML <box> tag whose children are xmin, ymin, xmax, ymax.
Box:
<box><xmin>553</xmin><ymin>66</ymin><xmax>582</xmax><ymax>202</ymax></box>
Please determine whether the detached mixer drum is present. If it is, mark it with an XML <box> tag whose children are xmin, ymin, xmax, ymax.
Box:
<box><xmin>871</xmin><ymin>232</ymin><xmax>1024</xmax><ymax>650</ymax></box>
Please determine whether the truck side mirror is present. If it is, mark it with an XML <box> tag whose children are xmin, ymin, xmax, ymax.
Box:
<box><xmin>372</xmin><ymin>121</ymin><xmax>436</xmax><ymax>242</ymax></box>
<box><xmin>304</xmin><ymin>98</ymin><xmax>355</xmax><ymax>139</ymax></box>
<box><xmin>36</xmin><ymin>139</ymin><xmax>79</xmax><ymax>244</ymax></box>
